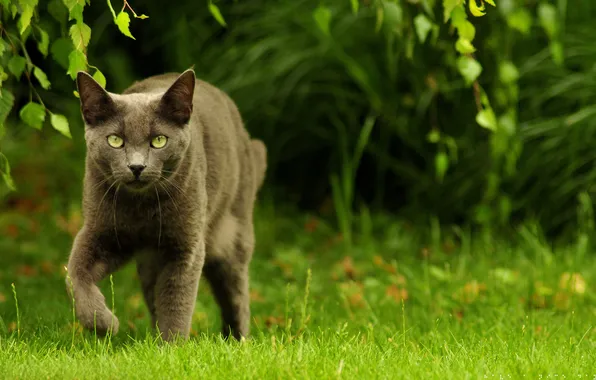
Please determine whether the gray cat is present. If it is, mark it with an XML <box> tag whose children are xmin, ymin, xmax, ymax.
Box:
<box><xmin>65</xmin><ymin>70</ymin><xmax>267</xmax><ymax>341</ymax></box>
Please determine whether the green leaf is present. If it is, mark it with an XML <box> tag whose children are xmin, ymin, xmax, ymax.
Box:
<box><xmin>50</xmin><ymin>113</ymin><xmax>71</xmax><ymax>138</ymax></box>
<box><xmin>538</xmin><ymin>2</ymin><xmax>558</xmax><ymax>39</ymax></box>
<box><xmin>414</xmin><ymin>14</ymin><xmax>433</xmax><ymax>43</ymax></box>
<box><xmin>443</xmin><ymin>0</ymin><xmax>462</xmax><ymax>22</ymax></box>
<box><xmin>36</xmin><ymin>27</ymin><xmax>50</xmax><ymax>56</ymax></box>
<box><xmin>313</xmin><ymin>5</ymin><xmax>331</xmax><ymax>36</ymax></box>
<box><xmin>69</xmin><ymin>22</ymin><xmax>92</xmax><ymax>50</ymax></box>
<box><xmin>476</xmin><ymin>109</ymin><xmax>497</xmax><ymax>131</ymax></box>
<box><xmin>0</xmin><ymin>41</ymin><xmax>6</xmax><ymax>58</ymax></box>
<box><xmin>427</xmin><ymin>129</ymin><xmax>441</xmax><ymax>143</ymax></box>
<box><xmin>456</xmin><ymin>56</ymin><xmax>482</xmax><ymax>86</ymax></box>
<box><xmin>67</xmin><ymin>49</ymin><xmax>87</xmax><ymax>80</ymax></box>
<box><xmin>383</xmin><ymin>1</ymin><xmax>403</xmax><ymax>32</ymax></box>
<box><xmin>0</xmin><ymin>152</ymin><xmax>16</xmax><ymax>191</ymax></box>
<box><xmin>457</xmin><ymin>20</ymin><xmax>475</xmax><ymax>41</ymax></box>
<box><xmin>0</xmin><ymin>67</ymin><xmax>7</xmax><ymax>89</ymax></box>
<box><xmin>8</xmin><ymin>56</ymin><xmax>27</xmax><ymax>79</ymax></box>
<box><xmin>455</xmin><ymin>38</ymin><xmax>476</xmax><ymax>54</ymax></box>
<box><xmin>115</xmin><ymin>11</ymin><xmax>135</xmax><ymax>40</ymax></box>
<box><xmin>92</xmin><ymin>68</ymin><xmax>106</xmax><ymax>88</ymax></box>
<box><xmin>0</xmin><ymin>88</ymin><xmax>14</xmax><ymax>139</ymax></box>
<box><xmin>492</xmin><ymin>267</ymin><xmax>517</xmax><ymax>285</ymax></box>
<box><xmin>507</xmin><ymin>8</ymin><xmax>532</xmax><ymax>35</ymax></box>
<box><xmin>33</xmin><ymin>67</ymin><xmax>51</xmax><ymax>90</ymax></box>
<box><xmin>429</xmin><ymin>265</ymin><xmax>451</xmax><ymax>281</ymax></box>
<box><xmin>350</xmin><ymin>0</ymin><xmax>358</xmax><ymax>14</ymax></box>
<box><xmin>208</xmin><ymin>3</ymin><xmax>227</xmax><ymax>27</ymax></box>
<box><xmin>498</xmin><ymin>61</ymin><xmax>519</xmax><ymax>84</ymax></box>
<box><xmin>63</xmin><ymin>0</ymin><xmax>85</xmax><ymax>22</ymax></box>
<box><xmin>48</xmin><ymin>0</ymin><xmax>68</xmax><ymax>24</ymax></box>
<box><xmin>435</xmin><ymin>151</ymin><xmax>449</xmax><ymax>182</ymax></box>
<box><xmin>550</xmin><ymin>41</ymin><xmax>564</xmax><ymax>66</ymax></box>
<box><xmin>18</xmin><ymin>6</ymin><xmax>34</xmax><ymax>34</ymax></box>
<box><xmin>19</xmin><ymin>102</ymin><xmax>46</xmax><ymax>130</ymax></box>
<box><xmin>51</xmin><ymin>37</ymin><xmax>73</xmax><ymax>69</ymax></box>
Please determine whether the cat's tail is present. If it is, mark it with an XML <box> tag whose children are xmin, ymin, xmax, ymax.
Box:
<box><xmin>251</xmin><ymin>139</ymin><xmax>267</xmax><ymax>190</ymax></box>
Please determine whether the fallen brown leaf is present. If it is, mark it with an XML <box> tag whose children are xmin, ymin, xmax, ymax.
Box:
<box><xmin>127</xmin><ymin>320</ymin><xmax>137</xmax><ymax>331</ymax></box>
<box><xmin>0</xmin><ymin>293</ymin><xmax>5</xmax><ymax>303</ymax></box>
<box><xmin>40</xmin><ymin>261</ymin><xmax>55</xmax><ymax>275</ymax></box>
<box><xmin>264</xmin><ymin>316</ymin><xmax>285</xmax><ymax>328</ymax></box>
<box><xmin>304</xmin><ymin>217</ymin><xmax>319</xmax><ymax>233</ymax></box>
<box><xmin>16</xmin><ymin>265</ymin><xmax>37</xmax><ymax>277</ymax></box>
<box><xmin>454</xmin><ymin>281</ymin><xmax>486</xmax><ymax>304</ymax></box>
<box><xmin>530</xmin><ymin>293</ymin><xmax>547</xmax><ymax>309</ymax></box>
<box><xmin>453</xmin><ymin>309</ymin><xmax>464</xmax><ymax>322</ymax></box>
<box><xmin>341</xmin><ymin>256</ymin><xmax>358</xmax><ymax>280</ymax></box>
<box><xmin>385</xmin><ymin>285</ymin><xmax>408</xmax><ymax>303</ymax></box>
<box><xmin>5</xmin><ymin>225</ymin><xmax>19</xmax><ymax>239</ymax></box>
<box><xmin>250</xmin><ymin>290</ymin><xmax>265</xmax><ymax>303</ymax></box>
<box><xmin>340</xmin><ymin>282</ymin><xmax>365</xmax><ymax>308</ymax></box>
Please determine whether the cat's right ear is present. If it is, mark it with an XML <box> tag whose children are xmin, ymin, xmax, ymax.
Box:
<box><xmin>76</xmin><ymin>71</ymin><xmax>115</xmax><ymax>126</ymax></box>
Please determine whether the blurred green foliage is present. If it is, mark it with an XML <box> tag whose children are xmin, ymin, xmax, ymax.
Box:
<box><xmin>0</xmin><ymin>0</ymin><xmax>595</xmax><ymax>237</ymax></box>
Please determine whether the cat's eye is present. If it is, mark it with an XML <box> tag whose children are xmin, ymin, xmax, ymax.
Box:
<box><xmin>151</xmin><ymin>135</ymin><xmax>168</xmax><ymax>149</ymax></box>
<box><xmin>107</xmin><ymin>135</ymin><xmax>124</xmax><ymax>148</ymax></box>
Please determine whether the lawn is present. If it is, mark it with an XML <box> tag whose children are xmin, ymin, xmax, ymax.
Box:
<box><xmin>1</xmin><ymin>200</ymin><xmax>595</xmax><ymax>379</ymax></box>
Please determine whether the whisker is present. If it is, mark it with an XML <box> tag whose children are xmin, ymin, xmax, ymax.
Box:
<box><xmin>160</xmin><ymin>176</ymin><xmax>189</xmax><ymax>200</ymax></box>
<box><xmin>94</xmin><ymin>180</ymin><xmax>118</xmax><ymax>228</ymax></box>
<box><xmin>154</xmin><ymin>185</ymin><xmax>162</xmax><ymax>252</ymax></box>
<box><xmin>90</xmin><ymin>175</ymin><xmax>115</xmax><ymax>193</ymax></box>
<box><xmin>158</xmin><ymin>181</ymin><xmax>180</xmax><ymax>214</ymax></box>
<box><xmin>113</xmin><ymin>182</ymin><xmax>122</xmax><ymax>251</ymax></box>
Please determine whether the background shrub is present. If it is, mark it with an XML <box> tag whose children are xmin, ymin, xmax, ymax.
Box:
<box><xmin>1</xmin><ymin>0</ymin><xmax>595</xmax><ymax>238</ymax></box>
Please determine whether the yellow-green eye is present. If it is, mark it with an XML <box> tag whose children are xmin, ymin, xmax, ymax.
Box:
<box><xmin>151</xmin><ymin>135</ymin><xmax>168</xmax><ymax>149</ymax></box>
<box><xmin>107</xmin><ymin>135</ymin><xmax>124</xmax><ymax>148</ymax></box>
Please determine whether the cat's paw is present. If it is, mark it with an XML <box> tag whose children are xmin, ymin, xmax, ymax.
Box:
<box><xmin>79</xmin><ymin>308</ymin><xmax>120</xmax><ymax>336</ymax></box>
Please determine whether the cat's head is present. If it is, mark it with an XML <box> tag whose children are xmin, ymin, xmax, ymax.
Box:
<box><xmin>76</xmin><ymin>70</ymin><xmax>195</xmax><ymax>192</ymax></box>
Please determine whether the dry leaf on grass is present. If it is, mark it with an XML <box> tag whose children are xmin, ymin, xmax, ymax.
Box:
<box><xmin>453</xmin><ymin>281</ymin><xmax>486</xmax><ymax>304</ymax></box>
<box><xmin>55</xmin><ymin>208</ymin><xmax>83</xmax><ymax>238</ymax></box>
<box><xmin>250</xmin><ymin>290</ymin><xmax>265</xmax><ymax>303</ymax></box>
<box><xmin>264</xmin><ymin>316</ymin><xmax>285</xmax><ymax>328</ymax></box>
<box><xmin>0</xmin><ymin>293</ymin><xmax>5</xmax><ymax>303</ymax></box>
<box><xmin>372</xmin><ymin>255</ymin><xmax>397</xmax><ymax>274</ymax></box>
<box><xmin>304</xmin><ymin>217</ymin><xmax>319</xmax><ymax>233</ymax></box>
<box><xmin>340</xmin><ymin>282</ymin><xmax>365</xmax><ymax>308</ymax></box>
<box><xmin>40</xmin><ymin>261</ymin><xmax>56</xmax><ymax>275</ymax></box>
<box><xmin>385</xmin><ymin>285</ymin><xmax>408</xmax><ymax>303</ymax></box>
<box><xmin>16</xmin><ymin>265</ymin><xmax>38</xmax><ymax>277</ymax></box>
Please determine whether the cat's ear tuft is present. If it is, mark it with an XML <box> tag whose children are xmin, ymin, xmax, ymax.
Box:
<box><xmin>76</xmin><ymin>71</ymin><xmax>115</xmax><ymax>126</ymax></box>
<box><xmin>158</xmin><ymin>69</ymin><xmax>195</xmax><ymax>125</ymax></box>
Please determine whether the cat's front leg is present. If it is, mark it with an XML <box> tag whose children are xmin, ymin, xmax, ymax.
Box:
<box><xmin>154</xmin><ymin>242</ymin><xmax>205</xmax><ymax>342</ymax></box>
<box><xmin>66</xmin><ymin>227</ymin><xmax>129</xmax><ymax>335</ymax></box>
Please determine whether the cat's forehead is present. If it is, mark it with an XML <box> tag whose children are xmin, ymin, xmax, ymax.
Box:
<box><xmin>112</xmin><ymin>93</ymin><xmax>162</xmax><ymax>136</ymax></box>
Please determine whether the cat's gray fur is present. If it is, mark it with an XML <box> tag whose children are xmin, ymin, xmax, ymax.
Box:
<box><xmin>66</xmin><ymin>70</ymin><xmax>267</xmax><ymax>341</ymax></box>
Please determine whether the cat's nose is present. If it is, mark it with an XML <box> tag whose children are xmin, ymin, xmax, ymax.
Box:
<box><xmin>128</xmin><ymin>164</ymin><xmax>146</xmax><ymax>179</ymax></box>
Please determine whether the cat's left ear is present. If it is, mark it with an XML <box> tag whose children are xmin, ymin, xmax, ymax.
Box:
<box><xmin>158</xmin><ymin>69</ymin><xmax>195</xmax><ymax>125</ymax></box>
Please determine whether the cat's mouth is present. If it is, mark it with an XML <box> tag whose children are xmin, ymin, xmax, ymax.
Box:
<box><xmin>124</xmin><ymin>179</ymin><xmax>152</xmax><ymax>191</ymax></box>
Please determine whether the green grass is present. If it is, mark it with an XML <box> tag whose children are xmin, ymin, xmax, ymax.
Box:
<box><xmin>1</xmin><ymin>201</ymin><xmax>596</xmax><ymax>378</ymax></box>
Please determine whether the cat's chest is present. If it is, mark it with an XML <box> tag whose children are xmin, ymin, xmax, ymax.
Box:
<box><xmin>110</xmin><ymin>200</ymin><xmax>179</xmax><ymax>244</ymax></box>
